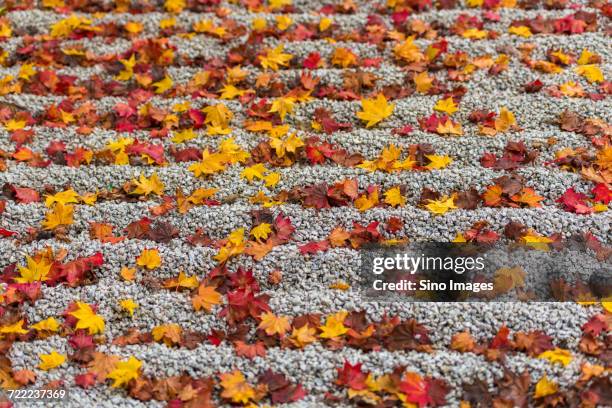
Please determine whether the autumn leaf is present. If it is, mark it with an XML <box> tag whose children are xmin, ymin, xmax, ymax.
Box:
<box><xmin>45</xmin><ymin>189</ymin><xmax>79</xmax><ymax>207</ymax></box>
<box><xmin>414</xmin><ymin>71</ymin><xmax>433</xmax><ymax>93</ymax></box>
<box><xmin>319</xmin><ymin>311</ymin><xmax>349</xmax><ymax>339</ymax></box>
<box><xmin>136</xmin><ymin>248</ymin><xmax>162</xmax><ymax>270</ymax></box>
<box><xmin>259</xmin><ymin>44</ymin><xmax>293</xmax><ymax>71</ymax></box>
<box><xmin>220</xmin><ymin>370</ymin><xmax>255</xmax><ymax>404</ymax></box>
<box><xmin>119</xmin><ymin>299</ymin><xmax>138</xmax><ymax>317</ymax></box>
<box><xmin>192</xmin><ymin>284</ymin><xmax>222</xmax><ymax>312</ymax></box>
<box><xmin>0</xmin><ymin>320</ymin><xmax>29</xmax><ymax>337</ymax></box>
<box><xmin>152</xmin><ymin>324</ymin><xmax>182</xmax><ymax>346</ymax></box>
<box><xmin>290</xmin><ymin>324</ymin><xmax>317</xmax><ymax>348</ymax></box>
<box><xmin>425</xmin><ymin>196</ymin><xmax>456</xmax><ymax>215</ymax></box>
<box><xmin>42</xmin><ymin>203</ymin><xmax>74</xmax><ymax>230</ymax></box>
<box><xmin>450</xmin><ymin>331</ymin><xmax>475</xmax><ymax>352</ymax></box>
<box><xmin>494</xmin><ymin>107</ymin><xmax>517</xmax><ymax>132</ymax></box>
<box><xmin>31</xmin><ymin>317</ymin><xmax>60</xmax><ymax>333</ymax></box>
<box><xmin>164</xmin><ymin>271</ymin><xmax>198</xmax><ymax>290</ymax></box>
<box><xmin>250</xmin><ymin>223</ymin><xmax>272</xmax><ymax>241</ymax></box>
<box><xmin>15</xmin><ymin>256</ymin><xmax>52</xmax><ymax>283</ymax></box>
<box><xmin>120</xmin><ymin>267</ymin><xmax>136</xmax><ymax>281</ymax></box>
<box><xmin>356</xmin><ymin>94</ymin><xmax>395</xmax><ymax>128</ymax></box>
<box><xmin>434</xmin><ymin>97</ymin><xmax>458</xmax><ymax>115</ymax></box>
<box><xmin>38</xmin><ymin>350</ymin><xmax>66</xmax><ymax>370</ymax></box>
<box><xmin>269</xmin><ymin>97</ymin><xmax>295</xmax><ymax>121</ymax></box>
<box><xmin>508</xmin><ymin>25</ymin><xmax>532</xmax><ymax>37</ymax></box>
<box><xmin>106</xmin><ymin>356</ymin><xmax>142</xmax><ymax>388</ymax></box>
<box><xmin>538</xmin><ymin>348</ymin><xmax>572</xmax><ymax>366</ymax></box>
<box><xmin>130</xmin><ymin>173</ymin><xmax>164</xmax><ymax>196</ymax></box>
<box><xmin>254</xmin><ymin>313</ymin><xmax>290</xmax><ymax>338</ymax></box>
<box><xmin>384</xmin><ymin>187</ymin><xmax>406</xmax><ymax>207</ymax></box>
<box><xmin>534</xmin><ymin>375</ymin><xmax>558</xmax><ymax>398</ymax></box>
<box><xmin>70</xmin><ymin>302</ymin><xmax>105</xmax><ymax>335</ymax></box>
<box><xmin>426</xmin><ymin>155</ymin><xmax>453</xmax><ymax>169</ymax></box>
<box><xmin>574</xmin><ymin>64</ymin><xmax>604</xmax><ymax>83</ymax></box>
<box><xmin>152</xmin><ymin>75</ymin><xmax>173</xmax><ymax>94</ymax></box>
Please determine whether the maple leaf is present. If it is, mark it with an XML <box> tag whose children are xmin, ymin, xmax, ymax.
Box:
<box><xmin>215</xmin><ymin>228</ymin><xmax>246</xmax><ymax>263</ymax></box>
<box><xmin>384</xmin><ymin>187</ymin><xmax>406</xmax><ymax>207</ymax></box>
<box><xmin>107</xmin><ymin>356</ymin><xmax>142</xmax><ymax>388</ymax></box>
<box><xmin>534</xmin><ymin>375</ymin><xmax>558</xmax><ymax>399</ymax></box>
<box><xmin>70</xmin><ymin>302</ymin><xmax>105</xmax><ymax>335</ymax></box>
<box><xmin>450</xmin><ymin>331</ymin><xmax>475</xmax><ymax>352</ymax></box>
<box><xmin>290</xmin><ymin>324</ymin><xmax>317</xmax><ymax>348</ymax></box>
<box><xmin>130</xmin><ymin>173</ymin><xmax>164</xmax><ymax>196</ymax></box>
<box><xmin>355</xmin><ymin>189</ymin><xmax>379</xmax><ymax>212</ymax></box>
<box><xmin>269</xmin><ymin>133</ymin><xmax>304</xmax><ymax>158</ymax></box>
<box><xmin>0</xmin><ymin>319</ymin><xmax>29</xmax><ymax>337</ymax></box>
<box><xmin>119</xmin><ymin>299</ymin><xmax>138</xmax><ymax>317</ymax></box>
<box><xmin>269</xmin><ymin>97</ymin><xmax>295</xmax><ymax>121</ymax></box>
<box><xmin>425</xmin><ymin>196</ymin><xmax>456</xmax><ymax>215</ymax></box>
<box><xmin>251</xmin><ymin>223</ymin><xmax>272</xmax><ymax>241</ymax></box>
<box><xmin>400</xmin><ymin>372</ymin><xmax>429</xmax><ymax>407</ymax></box>
<box><xmin>15</xmin><ymin>256</ymin><xmax>52</xmax><ymax>283</ymax></box>
<box><xmin>42</xmin><ymin>203</ymin><xmax>74</xmax><ymax>230</ymax></box>
<box><xmin>152</xmin><ymin>75</ymin><xmax>173</xmax><ymax>94</ymax></box>
<box><xmin>538</xmin><ymin>348</ymin><xmax>572</xmax><ymax>366</ymax></box>
<box><xmin>512</xmin><ymin>188</ymin><xmax>543</xmax><ymax>208</ymax></box>
<box><xmin>164</xmin><ymin>271</ymin><xmax>198</xmax><ymax>290</ymax></box>
<box><xmin>436</xmin><ymin>119</ymin><xmax>463</xmax><ymax>136</ymax></box>
<box><xmin>44</xmin><ymin>189</ymin><xmax>80</xmax><ymax>207</ymax></box>
<box><xmin>220</xmin><ymin>370</ymin><xmax>255</xmax><ymax>404</ymax></box>
<box><xmin>426</xmin><ymin>155</ymin><xmax>453</xmax><ymax>169</ymax></box>
<box><xmin>152</xmin><ymin>324</ymin><xmax>182</xmax><ymax>346</ymax></box>
<box><xmin>414</xmin><ymin>71</ymin><xmax>433</xmax><ymax>93</ymax></box>
<box><xmin>574</xmin><ymin>64</ymin><xmax>604</xmax><ymax>83</ymax></box>
<box><xmin>319</xmin><ymin>311</ymin><xmax>349</xmax><ymax>339</ymax></box>
<box><xmin>258</xmin><ymin>312</ymin><xmax>291</xmax><ymax>337</ymax></box>
<box><xmin>259</xmin><ymin>45</ymin><xmax>293</xmax><ymax>71</ymax></box>
<box><xmin>38</xmin><ymin>350</ymin><xmax>66</xmax><ymax>371</ymax></box>
<box><xmin>434</xmin><ymin>97</ymin><xmax>458</xmax><ymax>115</ymax></box>
<box><xmin>136</xmin><ymin>248</ymin><xmax>161</xmax><ymax>270</ymax></box>
<box><xmin>30</xmin><ymin>317</ymin><xmax>60</xmax><ymax>333</ymax></box>
<box><xmin>120</xmin><ymin>267</ymin><xmax>136</xmax><ymax>281</ymax></box>
<box><xmin>171</xmin><ymin>129</ymin><xmax>197</xmax><ymax>143</ymax></box>
<box><xmin>356</xmin><ymin>94</ymin><xmax>395</xmax><ymax>128</ymax></box>
<box><xmin>508</xmin><ymin>25</ymin><xmax>532</xmax><ymax>37</ymax></box>
<box><xmin>494</xmin><ymin>107</ymin><xmax>517</xmax><ymax>132</ymax></box>
<box><xmin>192</xmin><ymin>284</ymin><xmax>222</xmax><ymax>312</ymax></box>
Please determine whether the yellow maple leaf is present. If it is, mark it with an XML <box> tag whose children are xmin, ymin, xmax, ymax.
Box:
<box><xmin>356</xmin><ymin>94</ymin><xmax>395</xmax><ymax>128</ymax></box>
<box><xmin>250</xmin><ymin>223</ymin><xmax>272</xmax><ymax>241</ymax></box>
<box><xmin>394</xmin><ymin>37</ymin><xmax>423</xmax><ymax>63</ymax></box>
<box><xmin>38</xmin><ymin>350</ymin><xmax>66</xmax><ymax>371</ymax></box>
<box><xmin>462</xmin><ymin>28</ymin><xmax>487</xmax><ymax>39</ymax></box>
<box><xmin>119</xmin><ymin>299</ymin><xmax>138</xmax><ymax>317</ymax></box>
<box><xmin>202</xmin><ymin>103</ymin><xmax>233</xmax><ymax>129</ymax></box>
<box><xmin>0</xmin><ymin>320</ymin><xmax>29</xmax><ymax>337</ymax></box>
<box><xmin>171</xmin><ymin>128</ymin><xmax>197</xmax><ymax>143</ymax></box>
<box><xmin>264</xmin><ymin>172</ymin><xmax>281</xmax><ymax>187</ymax></box>
<box><xmin>220</xmin><ymin>370</ymin><xmax>255</xmax><ymax>404</ymax></box>
<box><xmin>426</xmin><ymin>155</ymin><xmax>453</xmax><ymax>170</ymax></box>
<box><xmin>355</xmin><ymin>190</ymin><xmax>380</xmax><ymax>212</ymax></box>
<box><xmin>259</xmin><ymin>44</ymin><xmax>293</xmax><ymax>71</ymax></box>
<box><xmin>45</xmin><ymin>189</ymin><xmax>80</xmax><ymax>207</ymax></box>
<box><xmin>290</xmin><ymin>324</ymin><xmax>317</xmax><ymax>348</ymax></box>
<box><xmin>18</xmin><ymin>63</ymin><xmax>36</xmax><ymax>81</ymax></box>
<box><xmin>189</xmin><ymin>149</ymin><xmax>228</xmax><ymax>177</ymax></box>
<box><xmin>15</xmin><ymin>256</ymin><xmax>52</xmax><ymax>283</ymax></box>
<box><xmin>577</xmin><ymin>49</ymin><xmax>596</xmax><ymax>65</ymax></box>
<box><xmin>130</xmin><ymin>172</ymin><xmax>164</xmax><ymax>196</ymax></box>
<box><xmin>434</xmin><ymin>97</ymin><xmax>458</xmax><ymax>115</ymax></box>
<box><xmin>494</xmin><ymin>107</ymin><xmax>516</xmax><ymax>132</ymax></box>
<box><xmin>508</xmin><ymin>25</ymin><xmax>532</xmax><ymax>37</ymax></box>
<box><xmin>275</xmin><ymin>15</ymin><xmax>293</xmax><ymax>30</ymax></box>
<box><xmin>152</xmin><ymin>75</ymin><xmax>173</xmax><ymax>94</ymax></box>
<box><xmin>70</xmin><ymin>302</ymin><xmax>105</xmax><ymax>334</ymax></box>
<box><xmin>269</xmin><ymin>97</ymin><xmax>295</xmax><ymax>121</ymax></box>
<box><xmin>124</xmin><ymin>21</ymin><xmax>143</xmax><ymax>34</ymax></box>
<box><xmin>319</xmin><ymin>311</ymin><xmax>349</xmax><ymax>338</ymax></box>
<box><xmin>534</xmin><ymin>375</ymin><xmax>558</xmax><ymax>398</ymax></box>
<box><xmin>574</xmin><ymin>64</ymin><xmax>604</xmax><ymax>83</ymax></box>
<box><xmin>425</xmin><ymin>196</ymin><xmax>456</xmax><ymax>215</ymax></box>
<box><xmin>192</xmin><ymin>284</ymin><xmax>222</xmax><ymax>312</ymax></box>
<box><xmin>152</xmin><ymin>324</ymin><xmax>182</xmax><ymax>346</ymax></box>
<box><xmin>42</xmin><ymin>203</ymin><xmax>74</xmax><ymax>230</ymax></box>
<box><xmin>331</xmin><ymin>47</ymin><xmax>358</xmax><ymax>68</ymax></box>
<box><xmin>320</xmin><ymin>17</ymin><xmax>333</xmax><ymax>31</ymax></box>
<box><xmin>164</xmin><ymin>0</ymin><xmax>185</xmax><ymax>13</ymax></box>
<box><xmin>164</xmin><ymin>271</ymin><xmax>198</xmax><ymax>290</ymax></box>
<box><xmin>120</xmin><ymin>267</ymin><xmax>136</xmax><ymax>281</ymax></box>
<box><xmin>215</xmin><ymin>228</ymin><xmax>246</xmax><ymax>263</ymax></box>
<box><xmin>241</xmin><ymin>163</ymin><xmax>268</xmax><ymax>182</ymax></box>
<box><xmin>31</xmin><ymin>317</ymin><xmax>60</xmax><ymax>332</ymax></box>
<box><xmin>269</xmin><ymin>133</ymin><xmax>304</xmax><ymax>157</ymax></box>
<box><xmin>4</xmin><ymin>119</ymin><xmax>26</xmax><ymax>131</ymax></box>
<box><xmin>258</xmin><ymin>312</ymin><xmax>291</xmax><ymax>336</ymax></box>
<box><xmin>137</xmin><ymin>249</ymin><xmax>161</xmax><ymax>270</ymax></box>
<box><xmin>384</xmin><ymin>187</ymin><xmax>406</xmax><ymax>207</ymax></box>
<box><xmin>538</xmin><ymin>348</ymin><xmax>572</xmax><ymax>366</ymax></box>
<box><xmin>413</xmin><ymin>71</ymin><xmax>433</xmax><ymax>93</ymax></box>
<box><xmin>107</xmin><ymin>356</ymin><xmax>142</xmax><ymax>388</ymax></box>
<box><xmin>116</xmin><ymin>54</ymin><xmax>136</xmax><ymax>81</ymax></box>
<box><xmin>219</xmin><ymin>84</ymin><xmax>248</xmax><ymax>100</ymax></box>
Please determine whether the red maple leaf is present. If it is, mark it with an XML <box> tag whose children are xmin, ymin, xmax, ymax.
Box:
<box><xmin>336</xmin><ymin>361</ymin><xmax>367</xmax><ymax>390</ymax></box>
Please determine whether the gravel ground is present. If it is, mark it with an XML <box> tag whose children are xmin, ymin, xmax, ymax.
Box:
<box><xmin>0</xmin><ymin>0</ymin><xmax>610</xmax><ymax>407</ymax></box>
